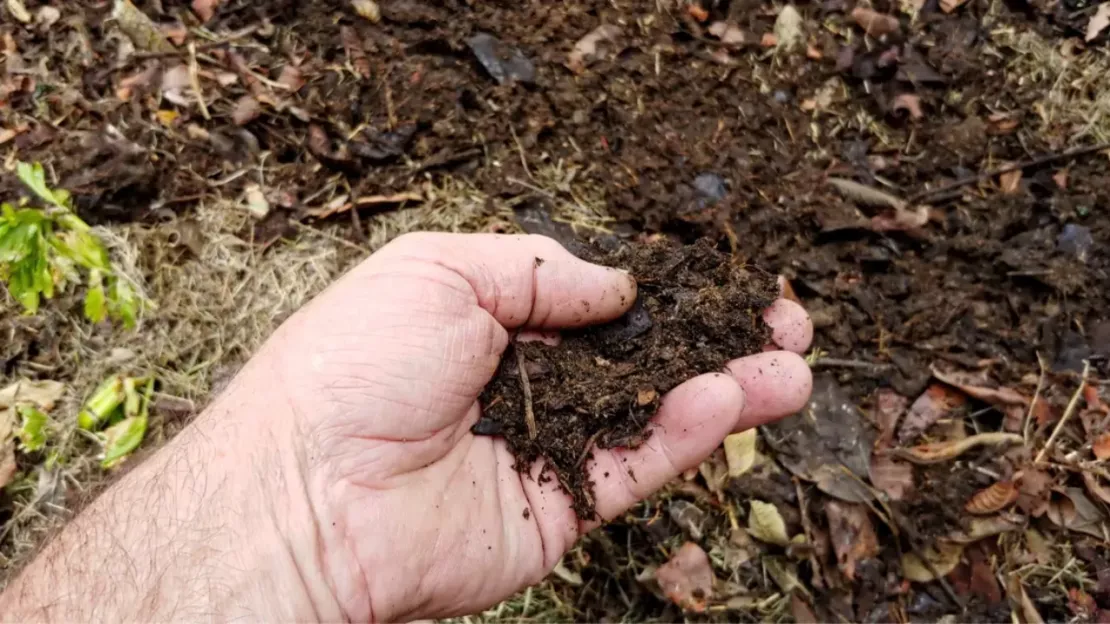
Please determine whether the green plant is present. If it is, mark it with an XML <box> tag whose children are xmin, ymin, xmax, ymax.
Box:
<box><xmin>0</xmin><ymin>162</ymin><xmax>142</xmax><ymax>326</ymax></box>
<box><xmin>79</xmin><ymin>374</ymin><xmax>154</xmax><ymax>468</ymax></box>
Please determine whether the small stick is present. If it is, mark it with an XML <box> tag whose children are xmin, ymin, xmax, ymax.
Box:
<box><xmin>810</xmin><ymin>358</ymin><xmax>894</xmax><ymax>372</ymax></box>
<box><xmin>1035</xmin><ymin>360</ymin><xmax>1090</xmax><ymax>464</ymax></box>
<box><xmin>187</xmin><ymin>42</ymin><xmax>210</xmax><ymax>120</ymax></box>
<box><xmin>1023</xmin><ymin>353</ymin><xmax>1047</xmax><ymax>446</ymax></box>
<box><xmin>515</xmin><ymin>347</ymin><xmax>537</xmax><ymax>440</ymax></box>
<box><xmin>908</xmin><ymin>142</ymin><xmax>1110</xmax><ymax>204</ymax></box>
<box><xmin>575</xmin><ymin>429</ymin><xmax>605</xmax><ymax>470</ymax></box>
<box><xmin>792</xmin><ymin>478</ymin><xmax>826</xmax><ymax>589</ymax></box>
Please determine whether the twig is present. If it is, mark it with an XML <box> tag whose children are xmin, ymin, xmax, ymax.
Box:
<box><xmin>128</xmin><ymin>25</ymin><xmax>261</xmax><ymax>62</ymax></box>
<box><xmin>1035</xmin><ymin>360</ymin><xmax>1090</xmax><ymax>464</ymax></box>
<box><xmin>515</xmin><ymin>346</ymin><xmax>537</xmax><ymax>440</ymax></box>
<box><xmin>792</xmin><ymin>478</ymin><xmax>826</xmax><ymax>590</ymax></box>
<box><xmin>1023</xmin><ymin>353</ymin><xmax>1047</xmax><ymax>446</ymax></box>
<box><xmin>908</xmin><ymin>142</ymin><xmax>1110</xmax><ymax>203</ymax></box>
<box><xmin>810</xmin><ymin>358</ymin><xmax>894</xmax><ymax>372</ymax></box>
<box><xmin>187</xmin><ymin>43</ymin><xmax>210</xmax><ymax>121</ymax></box>
<box><xmin>575</xmin><ymin>429</ymin><xmax>605</xmax><ymax>470</ymax></box>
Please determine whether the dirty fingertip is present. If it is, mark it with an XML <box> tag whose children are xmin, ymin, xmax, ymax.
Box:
<box><xmin>763</xmin><ymin>299</ymin><xmax>813</xmax><ymax>353</ymax></box>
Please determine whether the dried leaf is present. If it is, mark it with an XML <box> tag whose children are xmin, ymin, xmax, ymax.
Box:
<box><xmin>567</xmin><ymin>24</ymin><xmax>621</xmax><ymax>73</ymax></box>
<box><xmin>0</xmin><ymin>446</ymin><xmax>15</xmax><ymax>489</ymax></box>
<box><xmin>686</xmin><ymin>3</ymin><xmax>709</xmax><ymax>22</ymax></box>
<box><xmin>669</xmin><ymin>500</ymin><xmax>707</xmax><ymax>539</ymax></box>
<box><xmin>966</xmin><ymin>481</ymin><xmax>1019</xmax><ymax>514</ymax></box>
<box><xmin>899</xmin><ymin>383</ymin><xmax>967</xmax><ymax>443</ymax></box>
<box><xmin>902</xmin><ymin>542</ymin><xmax>964</xmax><ymax>582</ymax></box>
<box><xmin>278</xmin><ymin>66</ymin><xmax>305</xmax><ymax>93</ymax></box>
<box><xmin>1068</xmin><ymin>587</ymin><xmax>1098</xmax><ymax>620</ymax></box>
<box><xmin>790</xmin><ymin>592</ymin><xmax>818</xmax><ymax>623</ymax></box>
<box><xmin>1081</xmin><ymin>471</ymin><xmax>1110</xmax><ymax>505</ymax></box>
<box><xmin>869</xmin><ymin>205</ymin><xmax>930</xmax><ymax>233</ymax></box>
<box><xmin>893</xmin><ymin>93</ymin><xmax>924</xmax><ymax>119</ymax></box>
<box><xmin>0</xmin><ymin>380</ymin><xmax>65</xmax><ymax>410</ymax></box>
<box><xmin>869</xmin><ymin>455</ymin><xmax>914</xmax><ymax>501</ymax></box>
<box><xmin>724</xmin><ymin>428</ymin><xmax>758</xmax><ymax>477</ymax></box>
<box><xmin>112</xmin><ymin>0</ymin><xmax>174</xmax><ymax>52</ymax></box>
<box><xmin>940</xmin><ymin>0</ymin><xmax>969</xmax><ymax>13</ymax></box>
<box><xmin>351</xmin><ymin>0</ymin><xmax>381</xmax><ymax>23</ymax></box>
<box><xmin>243</xmin><ymin>184</ymin><xmax>270</xmax><ymax>218</ymax></box>
<box><xmin>760</xmin><ymin>33</ymin><xmax>778</xmax><ymax>47</ymax></box>
<box><xmin>948</xmin><ymin>514</ymin><xmax>1024</xmax><ymax>544</ymax></box>
<box><xmin>656</xmin><ymin>542</ymin><xmax>714</xmax><ymax>612</ymax></box>
<box><xmin>708</xmin><ymin>21</ymin><xmax>747</xmax><ymax>46</ymax></box>
<box><xmin>1024</xmin><ymin>528</ymin><xmax>1053</xmax><ymax>564</ymax></box>
<box><xmin>1046</xmin><ymin>488</ymin><xmax>1106</xmax><ymax>538</ymax></box>
<box><xmin>850</xmin><ymin>7</ymin><xmax>901</xmax><ymax>38</ymax></box>
<box><xmin>192</xmin><ymin>0</ymin><xmax>220</xmax><ymax>23</ymax></box>
<box><xmin>1008</xmin><ymin>576</ymin><xmax>1045</xmax><ymax>624</ymax></box>
<box><xmin>773</xmin><ymin>5</ymin><xmax>804</xmax><ymax>52</ymax></box>
<box><xmin>765</xmin><ymin>556</ymin><xmax>801</xmax><ymax>593</ymax></box>
<box><xmin>748</xmin><ymin>500</ymin><xmax>791</xmax><ymax>546</ymax></box>
<box><xmin>1086</xmin><ymin>4</ymin><xmax>1110</xmax><ymax>42</ymax></box>
<box><xmin>232</xmin><ymin>95</ymin><xmax>261</xmax><ymax>126</ymax></box>
<box><xmin>825</xmin><ymin>501</ymin><xmax>879</xmax><ymax>580</ymax></box>
<box><xmin>341</xmin><ymin>25</ymin><xmax>371</xmax><ymax>79</ymax></box>
<box><xmin>6</xmin><ymin>0</ymin><xmax>31</xmax><ymax>24</ymax></box>
<box><xmin>873</xmin><ymin>388</ymin><xmax>908</xmax><ymax>448</ymax></box>
<box><xmin>1016</xmin><ymin>469</ymin><xmax>1053</xmax><ymax>516</ymax></box>
<box><xmin>931</xmin><ymin>368</ymin><xmax>1029</xmax><ymax>407</ymax></box>
<box><xmin>1093</xmin><ymin>432</ymin><xmax>1110</xmax><ymax>460</ymax></box>
<box><xmin>893</xmin><ymin>432</ymin><xmax>1024</xmax><ymax>465</ymax></box>
<box><xmin>999</xmin><ymin>169</ymin><xmax>1023</xmax><ymax>194</ymax></box>
<box><xmin>828</xmin><ymin>177</ymin><xmax>906</xmax><ymax>210</ymax></box>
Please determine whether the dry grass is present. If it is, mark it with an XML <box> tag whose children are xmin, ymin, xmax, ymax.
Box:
<box><xmin>992</xmin><ymin>25</ymin><xmax>1110</xmax><ymax>144</ymax></box>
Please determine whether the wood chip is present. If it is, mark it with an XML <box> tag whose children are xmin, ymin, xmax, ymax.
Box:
<box><xmin>850</xmin><ymin>7</ymin><xmax>900</xmax><ymax>38</ymax></box>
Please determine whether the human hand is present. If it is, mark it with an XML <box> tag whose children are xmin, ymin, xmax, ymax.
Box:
<box><xmin>238</xmin><ymin>233</ymin><xmax>813</xmax><ymax>621</ymax></box>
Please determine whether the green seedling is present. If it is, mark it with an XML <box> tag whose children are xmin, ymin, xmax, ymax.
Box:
<box><xmin>1</xmin><ymin>162</ymin><xmax>143</xmax><ymax>326</ymax></box>
<box><xmin>79</xmin><ymin>375</ymin><xmax>154</xmax><ymax>468</ymax></box>
<box><xmin>16</xmin><ymin>404</ymin><xmax>49</xmax><ymax>452</ymax></box>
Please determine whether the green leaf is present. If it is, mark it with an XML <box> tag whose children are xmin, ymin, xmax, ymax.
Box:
<box><xmin>16</xmin><ymin>162</ymin><xmax>67</xmax><ymax>208</ymax></box>
<box><xmin>84</xmin><ymin>283</ymin><xmax>107</xmax><ymax>323</ymax></box>
<box><xmin>16</xmin><ymin>405</ymin><xmax>50</xmax><ymax>452</ymax></box>
<box><xmin>100</xmin><ymin>415</ymin><xmax>148</xmax><ymax>468</ymax></box>
<box><xmin>79</xmin><ymin>376</ymin><xmax>125</xmax><ymax>431</ymax></box>
<box><xmin>109</xmin><ymin>278</ymin><xmax>139</xmax><ymax>328</ymax></box>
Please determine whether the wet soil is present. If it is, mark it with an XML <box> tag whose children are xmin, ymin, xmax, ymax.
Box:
<box><xmin>476</xmin><ymin>240</ymin><xmax>777</xmax><ymax>518</ymax></box>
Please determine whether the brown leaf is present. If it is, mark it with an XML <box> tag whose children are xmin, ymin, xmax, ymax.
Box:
<box><xmin>341</xmin><ymin>25</ymin><xmax>371</xmax><ymax>79</ymax></box>
<box><xmin>940</xmin><ymin>0</ymin><xmax>969</xmax><ymax>12</ymax></box>
<box><xmin>828</xmin><ymin>177</ymin><xmax>906</xmax><ymax>209</ymax></box>
<box><xmin>1086</xmin><ymin>3</ymin><xmax>1110</xmax><ymax>42</ymax></box>
<box><xmin>707</xmin><ymin>21</ymin><xmax>747</xmax><ymax>46</ymax></box>
<box><xmin>932</xmin><ymin>368</ymin><xmax>1030</xmax><ymax>408</ymax></box>
<box><xmin>947</xmin><ymin>514</ymin><xmax>1023</xmax><ymax>543</ymax></box>
<box><xmin>790</xmin><ymin>592</ymin><xmax>818</xmax><ymax>623</ymax></box>
<box><xmin>893</xmin><ymin>93</ymin><xmax>923</xmax><ymax>120</ymax></box>
<box><xmin>760</xmin><ymin>32</ymin><xmax>778</xmax><ymax>47</ymax></box>
<box><xmin>1008</xmin><ymin>576</ymin><xmax>1045</xmax><ymax>624</ymax></box>
<box><xmin>568</xmin><ymin>24</ymin><xmax>622</xmax><ymax>73</ymax></box>
<box><xmin>231</xmin><ymin>95</ymin><xmax>261</xmax><ymax>126</ymax></box>
<box><xmin>656</xmin><ymin>542</ymin><xmax>714</xmax><ymax>613</ymax></box>
<box><xmin>869</xmin><ymin>205</ymin><xmax>930</xmax><ymax>233</ymax></box>
<box><xmin>893</xmin><ymin>432</ymin><xmax>1024</xmax><ymax>465</ymax></box>
<box><xmin>1094</xmin><ymin>433</ymin><xmax>1110</xmax><ymax>460</ymax></box>
<box><xmin>1068</xmin><ymin>588</ymin><xmax>1099</xmax><ymax>619</ymax></box>
<box><xmin>278</xmin><ymin>66</ymin><xmax>305</xmax><ymax>93</ymax></box>
<box><xmin>873</xmin><ymin>388</ymin><xmax>908</xmax><ymax>449</ymax></box>
<box><xmin>966</xmin><ymin>481</ymin><xmax>1019</xmax><ymax>514</ymax></box>
<box><xmin>902</xmin><ymin>542</ymin><xmax>964</xmax><ymax>582</ymax></box>
<box><xmin>850</xmin><ymin>7</ymin><xmax>901</xmax><ymax>37</ymax></box>
<box><xmin>1016</xmin><ymin>469</ymin><xmax>1053</xmax><ymax>516</ymax></box>
<box><xmin>825</xmin><ymin>501</ymin><xmax>879</xmax><ymax>580</ymax></box>
<box><xmin>899</xmin><ymin>383</ymin><xmax>966</xmax><ymax>443</ymax></box>
<box><xmin>0</xmin><ymin>445</ymin><xmax>15</xmax><ymax>489</ymax></box>
<box><xmin>1046</xmin><ymin>488</ymin><xmax>1106</xmax><ymax>538</ymax></box>
<box><xmin>957</xmin><ymin>544</ymin><xmax>1002</xmax><ymax>605</ymax></box>
<box><xmin>192</xmin><ymin>0</ymin><xmax>220</xmax><ymax>23</ymax></box>
<box><xmin>0</xmin><ymin>380</ymin><xmax>65</xmax><ymax>410</ymax></box>
<box><xmin>869</xmin><ymin>454</ymin><xmax>914</xmax><ymax>501</ymax></box>
<box><xmin>1081</xmin><ymin>471</ymin><xmax>1110</xmax><ymax>505</ymax></box>
<box><xmin>686</xmin><ymin>3</ymin><xmax>709</xmax><ymax>22</ymax></box>
<box><xmin>1052</xmin><ymin>169</ymin><xmax>1069</xmax><ymax>189</ymax></box>
<box><xmin>999</xmin><ymin>169</ymin><xmax>1023</xmax><ymax>194</ymax></box>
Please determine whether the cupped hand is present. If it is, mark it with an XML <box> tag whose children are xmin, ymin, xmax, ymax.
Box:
<box><xmin>249</xmin><ymin>233</ymin><xmax>813</xmax><ymax>622</ymax></box>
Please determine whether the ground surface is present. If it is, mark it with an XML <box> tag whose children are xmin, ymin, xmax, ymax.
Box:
<box><xmin>2</xmin><ymin>0</ymin><xmax>1110</xmax><ymax>621</ymax></box>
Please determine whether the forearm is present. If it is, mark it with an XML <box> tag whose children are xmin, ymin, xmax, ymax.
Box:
<box><xmin>0</xmin><ymin>375</ymin><xmax>341</xmax><ymax>622</ymax></box>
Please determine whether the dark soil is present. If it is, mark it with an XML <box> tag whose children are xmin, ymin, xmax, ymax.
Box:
<box><xmin>476</xmin><ymin>240</ymin><xmax>777</xmax><ymax>518</ymax></box>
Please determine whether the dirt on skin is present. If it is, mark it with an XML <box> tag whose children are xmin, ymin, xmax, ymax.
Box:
<box><xmin>476</xmin><ymin>240</ymin><xmax>777</xmax><ymax>518</ymax></box>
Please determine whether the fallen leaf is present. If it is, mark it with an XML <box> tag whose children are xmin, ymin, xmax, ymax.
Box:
<box><xmin>686</xmin><ymin>3</ymin><xmax>709</xmax><ymax>22</ymax></box>
<box><xmin>760</xmin><ymin>33</ymin><xmax>778</xmax><ymax>47</ymax></box>
<box><xmin>825</xmin><ymin>501</ymin><xmax>879</xmax><ymax>580</ymax></box>
<box><xmin>940</xmin><ymin>0</ymin><xmax>969</xmax><ymax>12</ymax></box>
<box><xmin>869</xmin><ymin>455</ymin><xmax>914</xmax><ymax>501</ymax></box>
<box><xmin>707</xmin><ymin>21</ymin><xmax>747</xmax><ymax>46</ymax></box>
<box><xmin>192</xmin><ymin>0</ymin><xmax>220</xmax><ymax>23</ymax></box>
<box><xmin>1081</xmin><ymin>471</ymin><xmax>1110</xmax><ymax>505</ymax></box>
<box><xmin>1024</xmin><ymin>528</ymin><xmax>1053</xmax><ymax>564</ymax></box>
<box><xmin>669</xmin><ymin>500</ymin><xmax>707</xmax><ymax>539</ymax></box>
<box><xmin>956</xmin><ymin>544</ymin><xmax>1002</xmax><ymax>605</ymax></box>
<box><xmin>872</xmin><ymin>388</ymin><xmax>908</xmax><ymax>448</ymax></box>
<box><xmin>932</xmin><ymin>368</ymin><xmax>1029</xmax><ymax>406</ymax></box>
<box><xmin>893</xmin><ymin>432</ymin><xmax>1024</xmax><ymax>465</ymax></box>
<box><xmin>1086</xmin><ymin>3</ymin><xmax>1110</xmax><ymax>42</ymax></box>
<box><xmin>869</xmin><ymin>205</ymin><xmax>930</xmax><ymax>233</ymax></box>
<box><xmin>773</xmin><ymin>5</ymin><xmax>804</xmax><ymax>52</ymax></box>
<box><xmin>902</xmin><ymin>542</ymin><xmax>964</xmax><ymax>582</ymax></box>
<box><xmin>748</xmin><ymin>500</ymin><xmax>791</xmax><ymax>546</ymax></box>
<box><xmin>278</xmin><ymin>66</ymin><xmax>305</xmax><ymax>93</ymax></box>
<box><xmin>1068</xmin><ymin>587</ymin><xmax>1098</xmax><ymax>620</ymax></box>
<box><xmin>341</xmin><ymin>25</ymin><xmax>372</xmax><ymax>79</ymax></box>
<box><xmin>850</xmin><ymin>7</ymin><xmax>900</xmax><ymax>38</ymax></box>
<box><xmin>947</xmin><ymin>514</ymin><xmax>1023</xmax><ymax>544</ymax></box>
<box><xmin>1094</xmin><ymin>433</ymin><xmax>1110</xmax><ymax>460</ymax></box>
<box><xmin>36</xmin><ymin>4</ymin><xmax>60</xmax><ymax>28</ymax></box>
<box><xmin>113</xmin><ymin>0</ymin><xmax>174</xmax><ymax>52</ymax></box>
<box><xmin>829</xmin><ymin>177</ymin><xmax>906</xmax><ymax>210</ymax></box>
<box><xmin>243</xmin><ymin>184</ymin><xmax>270</xmax><ymax>219</ymax></box>
<box><xmin>155</xmin><ymin>110</ymin><xmax>179</xmax><ymax>126</ymax></box>
<box><xmin>656</xmin><ymin>542</ymin><xmax>714</xmax><ymax>612</ymax></box>
<box><xmin>724</xmin><ymin>429</ymin><xmax>758</xmax><ymax>477</ymax></box>
<box><xmin>1015</xmin><ymin>469</ymin><xmax>1053</xmax><ymax>516</ymax></box>
<box><xmin>232</xmin><ymin>95</ymin><xmax>261</xmax><ymax>126</ymax></box>
<box><xmin>6</xmin><ymin>0</ymin><xmax>31</xmax><ymax>24</ymax></box>
<box><xmin>966</xmin><ymin>481</ymin><xmax>1019</xmax><ymax>514</ymax></box>
<box><xmin>1008</xmin><ymin>576</ymin><xmax>1045</xmax><ymax>624</ymax></box>
<box><xmin>351</xmin><ymin>0</ymin><xmax>381</xmax><ymax>23</ymax></box>
<box><xmin>0</xmin><ymin>446</ymin><xmax>15</xmax><ymax>489</ymax></box>
<box><xmin>790</xmin><ymin>592</ymin><xmax>818</xmax><ymax>623</ymax></box>
<box><xmin>567</xmin><ymin>24</ymin><xmax>621</xmax><ymax>73</ymax></box>
<box><xmin>999</xmin><ymin>168</ymin><xmax>1023</xmax><ymax>194</ymax></box>
<box><xmin>893</xmin><ymin>93</ymin><xmax>923</xmax><ymax>119</ymax></box>
<box><xmin>162</xmin><ymin>22</ymin><xmax>188</xmax><ymax>46</ymax></box>
<box><xmin>899</xmin><ymin>383</ymin><xmax>967</xmax><ymax>443</ymax></box>
<box><xmin>0</xmin><ymin>380</ymin><xmax>65</xmax><ymax>411</ymax></box>
<box><xmin>806</xmin><ymin>44</ymin><xmax>823</xmax><ymax>59</ymax></box>
<box><xmin>765</xmin><ymin>556</ymin><xmax>802</xmax><ymax>592</ymax></box>
<box><xmin>1046</xmin><ymin>488</ymin><xmax>1106</xmax><ymax>538</ymax></box>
